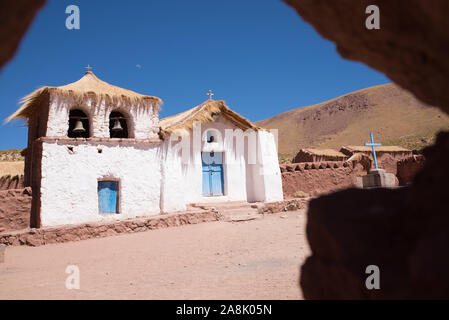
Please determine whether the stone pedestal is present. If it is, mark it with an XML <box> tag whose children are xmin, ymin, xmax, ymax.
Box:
<box><xmin>357</xmin><ymin>169</ymin><xmax>397</xmax><ymax>188</ymax></box>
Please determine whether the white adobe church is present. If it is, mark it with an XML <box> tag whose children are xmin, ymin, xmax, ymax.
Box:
<box><xmin>8</xmin><ymin>71</ymin><xmax>283</xmax><ymax>227</ymax></box>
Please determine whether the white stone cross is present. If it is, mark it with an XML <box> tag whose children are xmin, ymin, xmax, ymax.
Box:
<box><xmin>207</xmin><ymin>90</ymin><xmax>214</xmax><ymax>100</ymax></box>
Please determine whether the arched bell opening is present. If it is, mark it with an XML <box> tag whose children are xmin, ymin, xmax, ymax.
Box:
<box><xmin>68</xmin><ymin>109</ymin><xmax>90</xmax><ymax>138</ymax></box>
<box><xmin>109</xmin><ymin>111</ymin><xmax>129</xmax><ymax>138</ymax></box>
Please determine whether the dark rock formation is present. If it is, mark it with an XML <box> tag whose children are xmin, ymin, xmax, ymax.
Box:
<box><xmin>0</xmin><ymin>0</ymin><xmax>46</xmax><ymax>71</ymax></box>
<box><xmin>284</xmin><ymin>0</ymin><xmax>449</xmax><ymax>114</ymax></box>
<box><xmin>284</xmin><ymin>0</ymin><xmax>449</xmax><ymax>299</ymax></box>
<box><xmin>280</xmin><ymin>161</ymin><xmax>358</xmax><ymax>197</ymax></box>
<box><xmin>0</xmin><ymin>175</ymin><xmax>25</xmax><ymax>190</ymax></box>
<box><xmin>301</xmin><ymin>128</ymin><xmax>449</xmax><ymax>299</ymax></box>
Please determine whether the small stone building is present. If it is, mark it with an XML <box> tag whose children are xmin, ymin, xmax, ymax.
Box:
<box><xmin>340</xmin><ymin>145</ymin><xmax>413</xmax><ymax>174</ymax></box>
<box><xmin>7</xmin><ymin>71</ymin><xmax>283</xmax><ymax>228</ymax></box>
<box><xmin>292</xmin><ymin>148</ymin><xmax>348</xmax><ymax>163</ymax></box>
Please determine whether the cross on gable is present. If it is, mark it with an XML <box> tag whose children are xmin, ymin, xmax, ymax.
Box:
<box><xmin>207</xmin><ymin>90</ymin><xmax>214</xmax><ymax>100</ymax></box>
<box><xmin>85</xmin><ymin>64</ymin><xmax>93</xmax><ymax>73</ymax></box>
<box><xmin>364</xmin><ymin>131</ymin><xmax>382</xmax><ymax>169</ymax></box>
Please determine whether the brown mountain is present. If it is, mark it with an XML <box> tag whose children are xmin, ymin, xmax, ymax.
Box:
<box><xmin>256</xmin><ymin>83</ymin><xmax>449</xmax><ymax>159</ymax></box>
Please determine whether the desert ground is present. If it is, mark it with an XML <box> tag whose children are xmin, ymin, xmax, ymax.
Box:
<box><xmin>0</xmin><ymin>210</ymin><xmax>309</xmax><ymax>300</ymax></box>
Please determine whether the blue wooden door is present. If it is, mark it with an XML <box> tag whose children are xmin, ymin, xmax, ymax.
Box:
<box><xmin>202</xmin><ymin>152</ymin><xmax>224</xmax><ymax>196</ymax></box>
<box><xmin>98</xmin><ymin>181</ymin><xmax>118</xmax><ymax>213</ymax></box>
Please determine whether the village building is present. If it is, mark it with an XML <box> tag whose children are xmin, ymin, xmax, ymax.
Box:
<box><xmin>340</xmin><ymin>145</ymin><xmax>412</xmax><ymax>174</ymax></box>
<box><xmin>7</xmin><ymin>71</ymin><xmax>283</xmax><ymax>227</ymax></box>
<box><xmin>339</xmin><ymin>145</ymin><xmax>412</xmax><ymax>159</ymax></box>
<box><xmin>292</xmin><ymin>148</ymin><xmax>348</xmax><ymax>163</ymax></box>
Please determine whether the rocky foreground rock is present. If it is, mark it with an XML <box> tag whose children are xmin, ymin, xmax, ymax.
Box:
<box><xmin>285</xmin><ymin>0</ymin><xmax>449</xmax><ymax>299</ymax></box>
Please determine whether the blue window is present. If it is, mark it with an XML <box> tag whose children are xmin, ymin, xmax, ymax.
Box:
<box><xmin>98</xmin><ymin>181</ymin><xmax>118</xmax><ymax>214</ymax></box>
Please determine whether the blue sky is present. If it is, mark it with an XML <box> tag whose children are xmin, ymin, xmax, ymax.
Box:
<box><xmin>0</xmin><ymin>0</ymin><xmax>390</xmax><ymax>150</ymax></box>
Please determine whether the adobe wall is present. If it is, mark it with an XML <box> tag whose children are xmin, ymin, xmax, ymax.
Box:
<box><xmin>45</xmin><ymin>95</ymin><xmax>160</xmax><ymax>139</ymax></box>
<box><xmin>39</xmin><ymin>139</ymin><xmax>162</xmax><ymax>227</ymax></box>
<box><xmin>0</xmin><ymin>198</ymin><xmax>306</xmax><ymax>247</ymax></box>
<box><xmin>280</xmin><ymin>161</ymin><xmax>359</xmax><ymax>197</ymax></box>
<box><xmin>293</xmin><ymin>152</ymin><xmax>347</xmax><ymax>163</ymax></box>
<box><xmin>0</xmin><ymin>188</ymin><xmax>32</xmax><ymax>233</ymax></box>
<box><xmin>0</xmin><ymin>175</ymin><xmax>24</xmax><ymax>190</ymax></box>
<box><xmin>343</xmin><ymin>151</ymin><xmax>412</xmax><ymax>175</ymax></box>
<box><xmin>372</xmin><ymin>152</ymin><xmax>412</xmax><ymax>175</ymax></box>
<box><xmin>0</xmin><ymin>209</ymin><xmax>221</xmax><ymax>247</ymax></box>
<box><xmin>292</xmin><ymin>152</ymin><xmax>316</xmax><ymax>163</ymax></box>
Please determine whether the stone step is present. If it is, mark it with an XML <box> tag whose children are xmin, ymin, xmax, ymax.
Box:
<box><xmin>191</xmin><ymin>201</ymin><xmax>253</xmax><ymax>210</ymax></box>
<box><xmin>223</xmin><ymin>214</ymin><xmax>262</xmax><ymax>222</ymax></box>
<box><xmin>188</xmin><ymin>201</ymin><xmax>262</xmax><ymax>222</ymax></box>
<box><xmin>220</xmin><ymin>207</ymin><xmax>259</xmax><ymax>216</ymax></box>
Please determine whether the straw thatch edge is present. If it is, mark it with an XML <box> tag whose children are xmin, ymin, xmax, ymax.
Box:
<box><xmin>341</xmin><ymin>145</ymin><xmax>411</xmax><ymax>153</ymax></box>
<box><xmin>159</xmin><ymin>100</ymin><xmax>263</xmax><ymax>137</ymax></box>
<box><xmin>300</xmin><ymin>148</ymin><xmax>347</xmax><ymax>158</ymax></box>
<box><xmin>7</xmin><ymin>86</ymin><xmax>162</xmax><ymax>123</ymax></box>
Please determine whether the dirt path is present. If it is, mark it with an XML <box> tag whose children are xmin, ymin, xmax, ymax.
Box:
<box><xmin>0</xmin><ymin>210</ymin><xmax>309</xmax><ymax>299</ymax></box>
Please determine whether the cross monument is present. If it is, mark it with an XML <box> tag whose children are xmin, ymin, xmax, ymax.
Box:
<box><xmin>364</xmin><ymin>131</ymin><xmax>382</xmax><ymax>169</ymax></box>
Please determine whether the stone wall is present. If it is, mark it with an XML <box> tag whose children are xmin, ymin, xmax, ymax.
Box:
<box><xmin>280</xmin><ymin>161</ymin><xmax>358</xmax><ymax>197</ymax></box>
<box><xmin>0</xmin><ymin>188</ymin><xmax>32</xmax><ymax>233</ymax></box>
<box><xmin>0</xmin><ymin>175</ymin><xmax>24</xmax><ymax>190</ymax></box>
<box><xmin>0</xmin><ymin>210</ymin><xmax>220</xmax><ymax>247</ymax></box>
<box><xmin>284</xmin><ymin>0</ymin><xmax>449</xmax><ymax>299</ymax></box>
<box><xmin>0</xmin><ymin>198</ymin><xmax>307</xmax><ymax>247</ymax></box>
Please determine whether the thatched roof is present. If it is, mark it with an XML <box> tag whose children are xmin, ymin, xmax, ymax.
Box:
<box><xmin>159</xmin><ymin>99</ymin><xmax>261</xmax><ymax>136</ymax></box>
<box><xmin>299</xmin><ymin>148</ymin><xmax>347</xmax><ymax>158</ymax></box>
<box><xmin>7</xmin><ymin>71</ymin><xmax>162</xmax><ymax>121</ymax></box>
<box><xmin>341</xmin><ymin>145</ymin><xmax>411</xmax><ymax>154</ymax></box>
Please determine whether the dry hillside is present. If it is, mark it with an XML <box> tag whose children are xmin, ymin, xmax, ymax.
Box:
<box><xmin>256</xmin><ymin>83</ymin><xmax>449</xmax><ymax>159</ymax></box>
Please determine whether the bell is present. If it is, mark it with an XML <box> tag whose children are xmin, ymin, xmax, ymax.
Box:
<box><xmin>111</xmin><ymin>119</ymin><xmax>123</xmax><ymax>132</ymax></box>
<box><xmin>72</xmin><ymin>120</ymin><xmax>85</xmax><ymax>133</ymax></box>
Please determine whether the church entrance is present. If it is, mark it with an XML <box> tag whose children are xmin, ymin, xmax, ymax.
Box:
<box><xmin>202</xmin><ymin>152</ymin><xmax>224</xmax><ymax>196</ymax></box>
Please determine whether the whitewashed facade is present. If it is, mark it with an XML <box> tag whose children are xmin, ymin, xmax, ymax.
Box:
<box><xmin>11</xmin><ymin>72</ymin><xmax>283</xmax><ymax>227</ymax></box>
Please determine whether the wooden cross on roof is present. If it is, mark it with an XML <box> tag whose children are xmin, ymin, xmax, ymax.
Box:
<box><xmin>207</xmin><ymin>90</ymin><xmax>214</xmax><ymax>100</ymax></box>
<box><xmin>85</xmin><ymin>64</ymin><xmax>93</xmax><ymax>73</ymax></box>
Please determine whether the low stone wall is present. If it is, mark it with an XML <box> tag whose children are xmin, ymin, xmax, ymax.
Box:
<box><xmin>0</xmin><ymin>188</ymin><xmax>31</xmax><ymax>233</ymax></box>
<box><xmin>397</xmin><ymin>155</ymin><xmax>426</xmax><ymax>185</ymax></box>
<box><xmin>0</xmin><ymin>175</ymin><xmax>24</xmax><ymax>190</ymax></box>
<box><xmin>260</xmin><ymin>198</ymin><xmax>309</xmax><ymax>214</ymax></box>
<box><xmin>0</xmin><ymin>210</ymin><xmax>221</xmax><ymax>247</ymax></box>
<box><xmin>280</xmin><ymin>161</ymin><xmax>358</xmax><ymax>197</ymax></box>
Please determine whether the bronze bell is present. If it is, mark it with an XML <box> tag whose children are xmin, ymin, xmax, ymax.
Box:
<box><xmin>111</xmin><ymin>119</ymin><xmax>123</xmax><ymax>132</ymax></box>
<box><xmin>72</xmin><ymin>120</ymin><xmax>86</xmax><ymax>133</ymax></box>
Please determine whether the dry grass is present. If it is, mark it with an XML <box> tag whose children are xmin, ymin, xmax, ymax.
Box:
<box><xmin>8</xmin><ymin>72</ymin><xmax>161</xmax><ymax>121</ymax></box>
<box><xmin>293</xmin><ymin>191</ymin><xmax>310</xmax><ymax>198</ymax></box>
<box><xmin>0</xmin><ymin>161</ymin><xmax>24</xmax><ymax>177</ymax></box>
<box><xmin>160</xmin><ymin>99</ymin><xmax>261</xmax><ymax>137</ymax></box>
<box><xmin>256</xmin><ymin>83</ymin><xmax>449</xmax><ymax>154</ymax></box>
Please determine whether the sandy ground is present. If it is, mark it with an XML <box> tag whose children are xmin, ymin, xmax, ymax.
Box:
<box><xmin>0</xmin><ymin>210</ymin><xmax>309</xmax><ymax>299</ymax></box>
